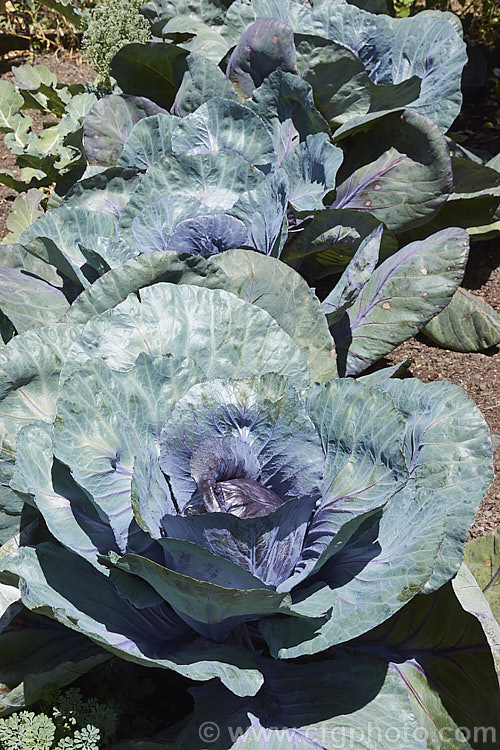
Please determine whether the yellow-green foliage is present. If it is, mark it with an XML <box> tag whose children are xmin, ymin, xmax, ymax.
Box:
<box><xmin>81</xmin><ymin>0</ymin><xmax>151</xmax><ymax>88</ymax></box>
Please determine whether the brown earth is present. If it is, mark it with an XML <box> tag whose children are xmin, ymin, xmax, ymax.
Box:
<box><xmin>0</xmin><ymin>50</ymin><xmax>499</xmax><ymax>538</ymax></box>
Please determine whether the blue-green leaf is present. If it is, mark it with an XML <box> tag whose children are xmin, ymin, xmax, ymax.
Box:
<box><xmin>228</xmin><ymin>170</ymin><xmax>289</xmax><ymax>257</ymax></box>
<box><xmin>118</xmin><ymin>114</ymin><xmax>176</xmax><ymax>170</ymax></box>
<box><xmin>0</xmin><ymin>267</ymin><xmax>68</xmax><ymax>332</ymax></box>
<box><xmin>83</xmin><ymin>94</ymin><xmax>167</xmax><ymax>167</ymax></box>
<box><xmin>173</xmin><ymin>53</ymin><xmax>241</xmax><ymax>117</ymax></box>
<box><xmin>333</xmin><ymin>110</ymin><xmax>452</xmax><ymax>234</ymax></box>
<box><xmin>212</xmin><ymin>249</ymin><xmax>337</xmax><ymax>382</ymax></box>
<box><xmin>331</xmin><ymin>228</ymin><xmax>469</xmax><ymax>376</ymax></box>
<box><xmin>172</xmin><ymin>98</ymin><xmax>275</xmax><ymax>168</ymax></box>
<box><xmin>379</xmin><ymin>378</ymin><xmax>494</xmax><ymax>591</ymax></box>
<box><xmin>281</xmin><ymin>132</ymin><xmax>343</xmax><ymax>211</ymax></box>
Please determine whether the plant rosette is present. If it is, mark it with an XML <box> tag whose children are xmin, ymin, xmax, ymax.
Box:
<box><xmin>0</xmin><ymin>261</ymin><xmax>497</xmax><ymax>744</ymax></box>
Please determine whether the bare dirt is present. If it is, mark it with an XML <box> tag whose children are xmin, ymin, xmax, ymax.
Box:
<box><xmin>0</xmin><ymin>50</ymin><xmax>499</xmax><ymax>538</ymax></box>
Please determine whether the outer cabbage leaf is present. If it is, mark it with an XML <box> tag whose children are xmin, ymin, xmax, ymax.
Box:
<box><xmin>173</xmin><ymin>53</ymin><xmax>241</xmax><ymax>117</ymax></box>
<box><xmin>83</xmin><ymin>95</ymin><xmax>168</xmax><ymax>167</ymax></box>
<box><xmin>228</xmin><ymin>170</ymin><xmax>289</xmax><ymax>256</ymax></box>
<box><xmin>331</xmin><ymin>228</ymin><xmax>469</xmax><ymax>375</ymax></box>
<box><xmin>19</xmin><ymin>205</ymin><xmax>118</xmax><ymax>286</ymax></box>
<box><xmin>295</xmin><ymin>35</ymin><xmax>371</xmax><ymax>126</ymax></box>
<box><xmin>281</xmin><ymin>132</ymin><xmax>343</xmax><ymax>211</ymax></box>
<box><xmin>0</xmin><ymin>322</ymin><xmax>77</xmax><ymax>494</ymax></box>
<box><xmin>321</xmin><ymin>225</ymin><xmax>382</xmax><ymax>325</ymax></box>
<box><xmin>117</xmin><ymin>114</ymin><xmax>176</xmax><ymax>170</ymax></box>
<box><xmin>0</xmin><ymin>614</ymin><xmax>109</xmax><ymax>717</ymax></box>
<box><xmin>141</xmin><ymin>0</ymin><xmax>228</xmax><ymax>37</ymax></box>
<box><xmin>402</xmin><ymin>156</ymin><xmax>500</xmax><ymax>240</ymax></box>
<box><xmin>453</xmin><ymin>564</ymin><xmax>500</xmax><ymax>680</ymax></box>
<box><xmin>52</xmin><ymin>354</ymin><xmax>199</xmax><ymax>553</ymax></box>
<box><xmin>106</xmin><ymin>547</ymin><xmax>292</xmax><ymax>634</ymax></box>
<box><xmin>0</xmin><ymin>268</ymin><xmax>68</xmax><ymax>333</ymax></box>
<box><xmin>176</xmin><ymin>598</ymin><xmax>495</xmax><ymax>741</ymax></box>
<box><xmin>297</xmin><ymin>0</ymin><xmax>466</xmax><ymax>132</ymax></box>
<box><xmin>333</xmin><ymin>110</ymin><xmax>452</xmax><ymax>234</ymax></box>
<box><xmin>12</xmin><ymin>419</ymin><xmax>120</xmax><ymax>570</ymax></box>
<box><xmin>352</xmin><ymin>578</ymin><xmax>500</xmax><ymax>743</ymax></box>
<box><xmin>221</xmin><ymin>0</ymin><xmax>303</xmax><ymax>45</ymax></box>
<box><xmin>385</xmin><ymin>14</ymin><xmax>466</xmax><ymax>132</ymax></box>
<box><xmin>63</xmin><ymin>251</ymin><xmax>233</xmax><ymax>326</ymax></box>
<box><xmin>109</xmin><ymin>43</ymin><xmax>189</xmax><ymax>111</ymax></box>
<box><xmin>162</xmin><ymin>18</ymin><xmax>230</xmax><ymax>64</ymax></box>
<box><xmin>0</xmin><ymin>242</ymin><xmax>60</xmax><ymax>289</ymax></box>
<box><xmin>60</xmin><ymin>283</ymin><xmax>309</xmax><ymax>386</ymax></box>
<box><xmin>174</xmin><ymin>655</ymin><xmax>430</xmax><ymax>750</ymax></box>
<box><xmin>0</xmin><ymin>543</ymin><xmax>264</xmax><ymax>698</ymax></box>
<box><xmin>212</xmin><ymin>249</ymin><xmax>337</xmax><ymax>382</ymax></box>
<box><xmin>463</xmin><ymin>528</ymin><xmax>500</xmax><ymax>626</ymax></box>
<box><xmin>379</xmin><ymin>378</ymin><xmax>494</xmax><ymax>591</ymax></box>
<box><xmin>282</xmin><ymin>208</ymin><xmax>396</xmax><ymax>277</ymax></box>
<box><xmin>245</xmin><ymin>71</ymin><xmax>329</xmax><ymax>165</ymax></box>
<box><xmin>422</xmin><ymin>287</ymin><xmax>500</xmax><ymax>352</ymax></box>
<box><xmin>171</xmin><ymin>97</ymin><xmax>275</xmax><ymax>168</ymax></box>
<box><xmin>60</xmin><ymin>167</ymin><xmax>142</xmax><ymax>219</ymax></box>
<box><xmin>227</xmin><ymin>19</ymin><xmax>297</xmax><ymax>99</ymax></box>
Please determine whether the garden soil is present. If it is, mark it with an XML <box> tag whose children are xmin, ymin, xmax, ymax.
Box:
<box><xmin>0</xmin><ymin>51</ymin><xmax>498</xmax><ymax>539</ymax></box>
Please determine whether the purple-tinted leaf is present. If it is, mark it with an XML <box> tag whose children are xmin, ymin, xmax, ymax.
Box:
<box><xmin>166</xmin><ymin>213</ymin><xmax>248</xmax><ymax>255</ymax></box>
<box><xmin>161</xmin><ymin>495</ymin><xmax>315</xmax><ymax>587</ymax></box>
<box><xmin>321</xmin><ymin>225</ymin><xmax>382</xmax><ymax>325</ymax></box>
<box><xmin>131</xmin><ymin>193</ymin><xmax>209</xmax><ymax>254</ymax></box>
<box><xmin>333</xmin><ymin>110</ymin><xmax>452</xmax><ymax>234</ymax></box>
<box><xmin>227</xmin><ymin>19</ymin><xmax>297</xmax><ymax>99</ymax></box>
<box><xmin>83</xmin><ymin>95</ymin><xmax>168</xmax><ymax>167</ymax></box>
<box><xmin>0</xmin><ymin>542</ymin><xmax>265</xmax><ymax>696</ymax></box>
<box><xmin>159</xmin><ymin>374</ymin><xmax>324</xmax><ymax>513</ymax></box>
<box><xmin>229</xmin><ymin>170</ymin><xmax>289</xmax><ymax>257</ymax></box>
<box><xmin>106</xmin><ymin>546</ymin><xmax>291</xmax><ymax>637</ymax></box>
<box><xmin>175</xmin><ymin>652</ymin><xmax>428</xmax><ymax>749</ymax></box>
<box><xmin>331</xmin><ymin>228</ymin><xmax>469</xmax><ymax>376</ymax></box>
<box><xmin>0</xmin><ymin>618</ymin><xmax>109</xmax><ymax>715</ymax></box>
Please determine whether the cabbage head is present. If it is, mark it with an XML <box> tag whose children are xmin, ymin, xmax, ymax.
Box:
<box><xmin>0</xmin><ymin>268</ymin><xmax>498</xmax><ymax>745</ymax></box>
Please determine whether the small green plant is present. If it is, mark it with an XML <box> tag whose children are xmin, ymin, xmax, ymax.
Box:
<box><xmin>81</xmin><ymin>0</ymin><xmax>151</xmax><ymax>89</ymax></box>
<box><xmin>392</xmin><ymin>0</ymin><xmax>417</xmax><ymax>18</ymax></box>
<box><xmin>0</xmin><ymin>688</ymin><xmax>117</xmax><ymax>749</ymax></box>
<box><xmin>0</xmin><ymin>62</ymin><xmax>97</xmax><ymax>195</ymax></box>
